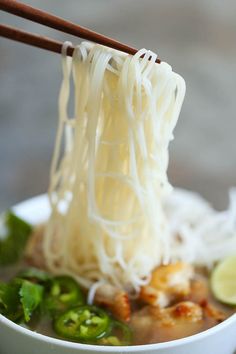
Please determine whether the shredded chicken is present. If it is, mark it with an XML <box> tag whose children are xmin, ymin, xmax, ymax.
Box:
<box><xmin>94</xmin><ymin>284</ymin><xmax>131</xmax><ymax>322</ymax></box>
<box><xmin>140</xmin><ymin>262</ymin><xmax>194</xmax><ymax>308</ymax></box>
<box><xmin>188</xmin><ymin>277</ymin><xmax>209</xmax><ymax>304</ymax></box>
<box><xmin>200</xmin><ymin>300</ymin><xmax>226</xmax><ymax>323</ymax></box>
<box><xmin>149</xmin><ymin>301</ymin><xmax>203</xmax><ymax>326</ymax></box>
<box><xmin>131</xmin><ymin>302</ymin><xmax>203</xmax><ymax>344</ymax></box>
<box><xmin>169</xmin><ymin>301</ymin><xmax>203</xmax><ymax>322</ymax></box>
<box><xmin>187</xmin><ymin>277</ymin><xmax>226</xmax><ymax>322</ymax></box>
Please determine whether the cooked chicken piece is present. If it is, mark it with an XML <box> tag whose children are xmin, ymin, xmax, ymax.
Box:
<box><xmin>187</xmin><ymin>277</ymin><xmax>226</xmax><ymax>322</ymax></box>
<box><xmin>24</xmin><ymin>225</ymin><xmax>46</xmax><ymax>269</ymax></box>
<box><xmin>94</xmin><ymin>284</ymin><xmax>131</xmax><ymax>322</ymax></box>
<box><xmin>168</xmin><ymin>301</ymin><xmax>203</xmax><ymax>322</ymax></box>
<box><xmin>200</xmin><ymin>300</ymin><xmax>226</xmax><ymax>323</ymax></box>
<box><xmin>131</xmin><ymin>301</ymin><xmax>203</xmax><ymax>344</ymax></box>
<box><xmin>140</xmin><ymin>262</ymin><xmax>194</xmax><ymax>308</ymax></box>
<box><xmin>187</xmin><ymin>276</ymin><xmax>209</xmax><ymax>304</ymax></box>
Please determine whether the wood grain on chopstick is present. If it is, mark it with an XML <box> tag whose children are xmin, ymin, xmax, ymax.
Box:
<box><xmin>0</xmin><ymin>0</ymin><xmax>161</xmax><ymax>62</ymax></box>
<box><xmin>0</xmin><ymin>23</ymin><xmax>74</xmax><ymax>55</ymax></box>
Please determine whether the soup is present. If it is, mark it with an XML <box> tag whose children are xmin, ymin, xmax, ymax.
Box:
<box><xmin>0</xmin><ymin>214</ymin><xmax>235</xmax><ymax>346</ymax></box>
<box><xmin>1</xmin><ymin>42</ymin><xmax>236</xmax><ymax>346</ymax></box>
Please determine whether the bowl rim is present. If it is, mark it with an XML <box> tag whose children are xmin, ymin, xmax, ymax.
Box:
<box><xmin>1</xmin><ymin>193</ymin><xmax>236</xmax><ymax>352</ymax></box>
<box><xmin>1</xmin><ymin>312</ymin><xmax>236</xmax><ymax>352</ymax></box>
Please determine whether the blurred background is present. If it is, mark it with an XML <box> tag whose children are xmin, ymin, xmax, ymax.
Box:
<box><xmin>0</xmin><ymin>0</ymin><xmax>235</xmax><ymax>212</ymax></box>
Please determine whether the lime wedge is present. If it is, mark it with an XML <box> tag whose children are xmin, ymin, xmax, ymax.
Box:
<box><xmin>211</xmin><ymin>256</ymin><xmax>236</xmax><ymax>305</ymax></box>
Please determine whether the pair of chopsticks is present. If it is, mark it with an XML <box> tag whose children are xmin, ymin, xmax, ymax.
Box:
<box><xmin>0</xmin><ymin>0</ymin><xmax>161</xmax><ymax>63</ymax></box>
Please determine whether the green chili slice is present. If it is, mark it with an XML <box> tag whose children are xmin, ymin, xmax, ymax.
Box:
<box><xmin>111</xmin><ymin>320</ymin><xmax>133</xmax><ymax>345</ymax></box>
<box><xmin>46</xmin><ymin>276</ymin><xmax>84</xmax><ymax>314</ymax></box>
<box><xmin>53</xmin><ymin>305</ymin><xmax>111</xmax><ymax>341</ymax></box>
<box><xmin>99</xmin><ymin>320</ymin><xmax>133</xmax><ymax>346</ymax></box>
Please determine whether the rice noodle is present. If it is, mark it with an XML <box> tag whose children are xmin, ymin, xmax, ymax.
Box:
<box><xmin>165</xmin><ymin>188</ymin><xmax>236</xmax><ymax>268</ymax></box>
<box><xmin>43</xmin><ymin>41</ymin><xmax>185</xmax><ymax>292</ymax></box>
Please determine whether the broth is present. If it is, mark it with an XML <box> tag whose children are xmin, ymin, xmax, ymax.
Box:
<box><xmin>0</xmin><ymin>264</ymin><xmax>234</xmax><ymax>346</ymax></box>
<box><xmin>131</xmin><ymin>275</ymin><xmax>234</xmax><ymax>344</ymax></box>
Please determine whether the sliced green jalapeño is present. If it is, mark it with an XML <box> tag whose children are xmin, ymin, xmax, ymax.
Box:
<box><xmin>111</xmin><ymin>320</ymin><xmax>133</xmax><ymax>345</ymax></box>
<box><xmin>47</xmin><ymin>276</ymin><xmax>85</xmax><ymax>314</ymax></box>
<box><xmin>99</xmin><ymin>320</ymin><xmax>133</xmax><ymax>346</ymax></box>
<box><xmin>53</xmin><ymin>305</ymin><xmax>111</xmax><ymax>341</ymax></box>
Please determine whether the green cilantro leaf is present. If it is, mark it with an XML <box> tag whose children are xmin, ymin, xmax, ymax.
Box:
<box><xmin>19</xmin><ymin>281</ymin><xmax>44</xmax><ymax>322</ymax></box>
<box><xmin>0</xmin><ymin>281</ymin><xmax>23</xmax><ymax>321</ymax></box>
<box><xmin>18</xmin><ymin>268</ymin><xmax>52</xmax><ymax>283</ymax></box>
<box><xmin>0</xmin><ymin>211</ymin><xmax>32</xmax><ymax>265</ymax></box>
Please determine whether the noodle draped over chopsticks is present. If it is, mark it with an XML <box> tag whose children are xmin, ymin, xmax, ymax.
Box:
<box><xmin>44</xmin><ymin>41</ymin><xmax>186</xmax><ymax>293</ymax></box>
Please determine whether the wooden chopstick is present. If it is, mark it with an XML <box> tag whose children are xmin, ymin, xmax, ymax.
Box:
<box><xmin>0</xmin><ymin>23</ymin><xmax>75</xmax><ymax>56</ymax></box>
<box><xmin>0</xmin><ymin>0</ymin><xmax>161</xmax><ymax>63</ymax></box>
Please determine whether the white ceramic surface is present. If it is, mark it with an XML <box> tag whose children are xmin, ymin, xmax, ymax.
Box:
<box><xmin>0</xmin><ymin>195</ymin><xmax>236</xmax><ymax>354</ymax></box>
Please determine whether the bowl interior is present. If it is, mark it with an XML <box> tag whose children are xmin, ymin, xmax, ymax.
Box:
<box><xmin>0</xmin><ymin>193</ymin><xmax>235</xmax><ymax>354</ymax></box>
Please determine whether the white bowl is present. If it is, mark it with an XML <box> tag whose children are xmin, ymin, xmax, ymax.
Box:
<box><xmin>0</xmin><ymin>195</ymin><xmax>236</xmax><ymax>354</ymax></box>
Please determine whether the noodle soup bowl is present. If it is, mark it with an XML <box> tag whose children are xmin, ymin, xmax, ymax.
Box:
<box><xmin>0</xmin><ymin>195</ymin><xmax>236</xmax><ymax>354</ymax></box>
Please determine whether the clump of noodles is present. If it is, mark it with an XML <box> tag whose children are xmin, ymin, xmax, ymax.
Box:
<box><xmin>43</xmin><ymin>41</ymin><xmax>186</xmax><ymax>293</ymax></box>
<box><xmin>164</xmin><ymin>188</ymin><xmax>236</xmax><ymax>268</ymax></box>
